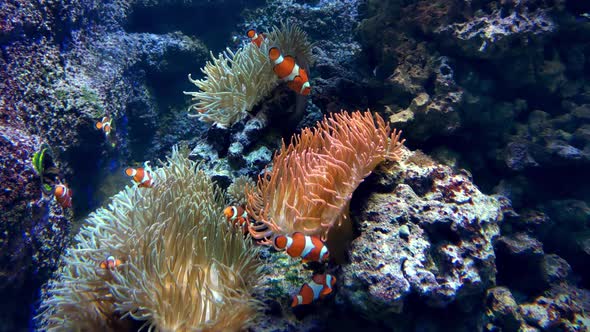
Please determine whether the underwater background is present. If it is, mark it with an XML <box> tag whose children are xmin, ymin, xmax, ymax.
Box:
<box><xmin>1</xmin><ymin>0</ymin><xmax>590</xmax><ymax>331</ymax></box>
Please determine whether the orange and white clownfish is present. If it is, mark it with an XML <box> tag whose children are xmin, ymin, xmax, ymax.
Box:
<box><xmin>95</xmin><ymin>116</ymin><xmax>113</xmax><ymax>137</ymax></box>
<box><xmin>273</xmin><ymin>232</ymin><xmax>329</xmax><ymax>263</ymax></box>
<box><xmin>291</xmin><ymin>273</ymin><xmax>336</xmax><ymax>307</ymax></box>
<box><xmin>246</xmin><ymin>29</ymin><xmax>265</xmax><ymax>47</ymax></box>
<box><xmin>223</xmin><ymin>205</ymin><xmax>249</xmax><ymax>233</ymax></box>
<box><xmin>268</xmin><ymin>47</ymin><xmax>311</xmax><ymax>96</ymax></box>
<box><xmin>99</xmin><ymin>255</ymin><xmax>122</xmax><ymax>270</ymax></box>
<box><xmin>54</xmin><ymin>183</ymin><xmax>72</xmax><ymax>209</ymax></box>
<box><xmin>125</xmin><ymin>163</ymin><xmax>154</xmax><ymax>188</ymax></box>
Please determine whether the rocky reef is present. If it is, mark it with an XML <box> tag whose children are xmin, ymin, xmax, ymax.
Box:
<box><xmin>0</xmin><ymin>126</ymin><xmax>70</xmax><ymax>330</ymax></box>
<box><xmin>1</xmin><ymin>0</ymin><xmax>206</xmax><ymax>329</ymax></box>
<box><xmin>338</xmin><ymin>150</ymin><xmax>504</xmax><ymax>325</ymax></box>
<box><xmin>2</xmin><ymin>0</ymin><xmax>590</xmax><ymax>330</ymax></box>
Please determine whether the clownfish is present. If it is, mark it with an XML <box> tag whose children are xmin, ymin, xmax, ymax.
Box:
<box><xmin>99</xmin><ymin>255</ymin><xmax>122</xmax><ymax>270</ymax></box>
<box><xmin>54</xmin><ymin>183</ymin><xmax>72</xmax><ymax>209</ymax></box>
<box><xmin>246</xmin><ymin>29</ymin><xmax>265</xmax><ymax>47</ymax></box>
<box><xmin>223</xmin><ymin>205</ymin><xmax>249</xmax><ymax>233</ymax></box>
<box><xmin>268</xmin><ymin>47</ymin><xmax>311</xmax><ymax>96</ymax></box>
<box><xmin>291</xmin><ymin>273</ymin><xmax>336</xmax><ymax>307</ymax></box>
<box><xmin>125</xmin><ymin>164</ymin><xmax>154</xmax><ymax>188</ymax></box>
<box><xmin>96</xmin><ymin>116</ymin><xmax>112</xmax><ymax>137</ymax></box>
<box><xmin>273</xmin><ymin>232</ymin><xmax>329</xmax><ymax>263</ymax></box>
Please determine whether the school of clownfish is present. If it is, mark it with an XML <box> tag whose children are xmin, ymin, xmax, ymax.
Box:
<box><xmin>52</xmin><ymin>28</ymin><xmax>329</xmax><ymax>308</ymax></box>
<box><xmin>224</xmin><ymin>204</ymin><xmax>336</xmax><ymax>307</ymax></box>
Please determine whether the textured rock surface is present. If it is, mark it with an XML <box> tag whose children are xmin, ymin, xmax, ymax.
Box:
<box><xmin>484</xmin><ymin>283</ymin><xmax>590</xmax><ymax>331</ymax></box>
<box><xmin>519</xmin><ymin>284</ymin><xmax>590</xmax><ymax>331</ymax></box>
<box><xmin>0</xmin><ymin>125</ymin><xmax>69</xmax><ymax>284</ymax></box>
<box><xmin>356</xmin><ymin>1</ymin><xmax>590</xmax><ymax>235</ymax></box>
<box><xmin>0</xmin><ymin>124</ymin><xmax>70</xmax><ymax>331</ymax></box>
<box><xmin>436</xmin><ymin>5</ymin><xmax>556</xmax><ymax>58</ymax></box>
<box><xmin>0</xmin><ymin>1</ymin><xmax>209</xmax><ymax>329</ymax></box>
<box><xmin>504</xmin><ymin>109</ymin><xmax>590</xmax><ymax>172</ymax></box>
<box><xmin>358</xmin><ymin>0</ymin><xmax>466</xmax><ymax>141</ymax></box>
<box><xmin>1</xmin><ymin>0</ymin><xmax>209</xmax><ymax>218</ymax></box>
<box><xmin>484</xmin><ymin>287</ymin><xmax>524</xmax><ymax>331</ymax></box>
<box><xmin>337</xmin><ymin>149</ymin><xmax>505</xmax><ymax>322</ymax></box>
<box><xmin>540</xmin><ymin>200</ymin><xmax>590</xmax><ymax>284</ymax></box>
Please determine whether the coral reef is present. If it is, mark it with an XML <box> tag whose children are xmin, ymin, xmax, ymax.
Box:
<box><xmin>1</xmin><ymin>0</ymin><xmax>589</xmax><ymax>330</ymax></box>
<box><xmin>1</xmin><ymin>1</ymin><xmax>211</xmax><ymax>327</ymax></box>
<box><xmin>504</xmin><ymin>108</ymin><xmax>590</xmax><ymax>171</ymax></box>
<box><xmin>485</xmin><ymin>284</ymin><xmax>590</xmax><ymax>331</ymax></box>
<box><xmin>37</xmin><ymin>147</ymin><xmax>262</xmax><ymax>331</ymax></box>
<box><xmin>357</xmin><ymin>2</ymin><xmax>590</xmax><ymax>321</ymax></box>
<box><xmin>436</xmin><ymin>4</ymin><xmax>556</xmax><ymax>58</ymax></box>
<box><xmin>1</xmin><ymin>0</ymin><xmax>210</xmax><ymax>211</ymax></box>
<box><xmin>337</xmin><ymin>150</ymin><xmax>505</xmax><ymax>325</ymax></box>
<box><xmin>1</xmin><ymin>1</ymin><xmax>208</xmax><ymax>154</ymax></box>
<box><xmin>0</xmin><ymin>124</ymin><xmax>70</xmax><ymax>329</ymax></box>
<box><xmin>358</xmin><ymin>1</ymin><xmax>465</xmax><ymax>141</ymax></box>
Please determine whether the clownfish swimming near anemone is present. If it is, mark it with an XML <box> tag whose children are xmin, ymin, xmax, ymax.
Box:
<box><xmin>125</xmin><ymin>162</ymin><xmax>155</xmax><ymax>188</ymax></box>
<box><xmin>223</xmin><ymin>205</ymin><xmax>249</xmax><ymax>234</ymax></box>
<box><xmin>273</xmin><ymin>232</ymin><xmax>329</xmax><ymax>263</ymax></box>
<box><xmin>53</xmin><ymin>183</ymin><xmax>72</xmax><ymax>209</ymax></box>
<box><xmin>95</xmin><ymin>116</ymin><xmax>112</xmax><ymax>137</ymax></box>
<box><xmin>292</xmin><ymin>273</ymin><xmax>336</xmax><ymax>307</ymax></box>
<box><xmin>268</xmin><ymin>47</ymin><xmax>311</xmax><ymax>96</ymax></box>
<box><xmin>99</xmin><ymin>255</ymin><xmax>122</xmax><ymax>270</ymax></box>
<box><xmin>246</xmin><ymin>28</ymin><xmax>265</xmax><ymax>47</ymax></box>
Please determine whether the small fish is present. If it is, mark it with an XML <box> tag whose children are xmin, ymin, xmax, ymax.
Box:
<box><xmin>95</xmin><ymin>116</ymin><xmax>113</xmax><ymax>137</ymax></box>
<box><xmin>223</xmin><ymin>205</ymin><xmax>249</xmax><ymax>234</ymax></box>
<box><xmin>125</xmin><ymin>163</ymin><xmax>154</xmax><ymax>188</ymax></box>
<box><xmin>291</xmin><ymin>273</ymin><xmax>336</xmax><ymax>307</ymax></box>
<box><xmin>273</xmin><ymin>232</ymin><xmax>329</xmax><ymax>263</ymax></box>
<box><xmin>54</xmin><ymin>183</ymin><xmax>72</xmax><ymax>208</ymax></box>
<box><xmin>99</xmin><ymin>255</ymin><xmax>122</xmax><ymax>270</ymax></box>
<box><xmin>268</xmin><ymin>47</ymin><xmax>311</xmax><ymax>95</ymax></box>
<box><xmin>246</xmin><ymin>29</ymin><xmax>265</xmax><ymax>47</ymax></box>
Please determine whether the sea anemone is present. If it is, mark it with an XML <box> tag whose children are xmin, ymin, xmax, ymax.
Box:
<box><xmin>37</xmin><ymin>146</ymin><xmax>263</xmax><ymax>331</ymax></box>
<box><xmin>246</xmin><ymin>110</ymin><xmax>405</xmax><ymax>243</ymax></box>
<box><xmin>184</xmin><ymin>22</ymin><xmax>313</xmax><ymax>127</ymax></box>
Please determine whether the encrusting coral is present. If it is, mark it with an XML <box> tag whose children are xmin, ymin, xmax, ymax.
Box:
<box><xmin>184</xmin><ymin>22</ymin><xmax>313</xmax><ymax>128</ymax></box>
<box><xmin>36</xmin><ymin>146</ymin><xmax>263</xmax><ymax>331</ymax></box>
<box><xmin>246</xmin><ymin>110</ymin><xmax>405</xmax><ymax>243</ymax></box>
